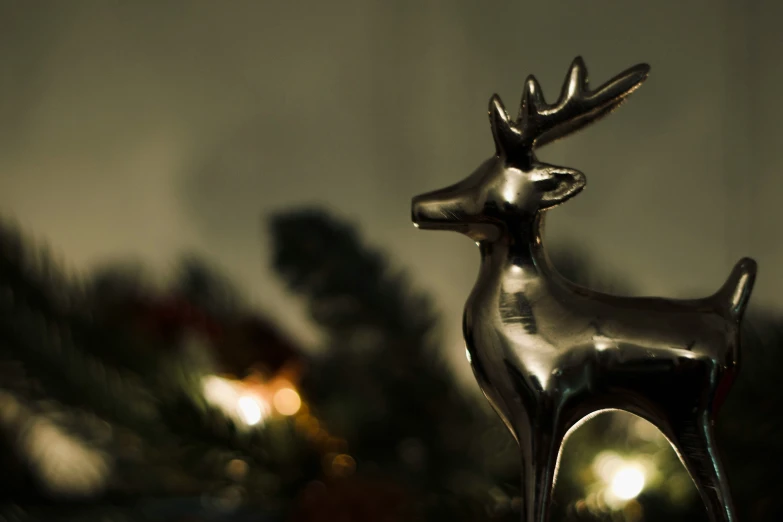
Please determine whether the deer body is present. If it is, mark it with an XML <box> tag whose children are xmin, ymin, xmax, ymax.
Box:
<box><xmin>412</xmin><ymin>59</ymin><xmax>756</xmax><ymax>522</ymax></box>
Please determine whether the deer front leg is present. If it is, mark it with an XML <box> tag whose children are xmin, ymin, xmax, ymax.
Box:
<box><xmin>518</xmin><ymin>402</ymin><xmax>567</xmax><ymax>522</ymax></box>
<box><xmin>665</xmin><ymin>411</ymin><xmax>737</xmax><ymax>522</ymax></box>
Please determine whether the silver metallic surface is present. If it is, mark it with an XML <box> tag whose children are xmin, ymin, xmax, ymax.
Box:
<box><xmin>411</xmin><ymin>57</ymin><xmax>757</xmax><ymax>522</ymax></box>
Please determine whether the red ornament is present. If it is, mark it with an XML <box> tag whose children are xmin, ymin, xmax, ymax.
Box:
<box><xmin>131</xmin><ymin>295</ymin><xmax>223</xmax><ymax>345</ymax></box>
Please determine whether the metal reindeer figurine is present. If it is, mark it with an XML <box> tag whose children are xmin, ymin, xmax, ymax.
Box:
<box><xmin>411</xmin><ymin>57</ymin><xmax>756</xmax><ymax>522</ymax></box>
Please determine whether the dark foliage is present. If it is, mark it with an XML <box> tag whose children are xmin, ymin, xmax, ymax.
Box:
<box><xmin>0</xmin><ymin>210</ymin><xmax>781</xmax><ymax>522</ymax></box>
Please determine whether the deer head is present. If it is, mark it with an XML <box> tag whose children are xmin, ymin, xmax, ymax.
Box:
<box><xmin>411</xmin><ymin>57</ymin><xmax>650</xmax><ymax>241</ymax></box>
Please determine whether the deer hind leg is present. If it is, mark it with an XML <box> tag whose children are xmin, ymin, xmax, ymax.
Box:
<box><xmin>665</xmin><ymin>411</ymin><xmax>737</xmax><ymax>522</ymax></box>
<box><xmin>519</xmin><ymin>405</ymin><xmax>568</xmax><ymax>522</ymax></box>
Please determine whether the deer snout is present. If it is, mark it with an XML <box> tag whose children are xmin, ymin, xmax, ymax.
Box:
<box><xmin>411</xmin><ymin>191</ymin><xmax>470</xmax><ymax>232</ymax></box>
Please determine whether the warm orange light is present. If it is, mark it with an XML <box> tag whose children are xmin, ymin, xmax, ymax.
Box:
<box><xmin>273</xmin><ymin>387</ymin><xmax>301</xmax><ymax>416</ymax></box>
<box><xmin>330</xmin><ymin>453</ymin><xmax>356</xmax><ymax>477</ymax></box>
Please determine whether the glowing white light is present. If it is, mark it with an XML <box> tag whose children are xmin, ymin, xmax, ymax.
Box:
<box><xmin>592</xmin><ymin>450</ymin><xmax>652</xmax><ymax>509</ymax></box>
<box><xmin>203</xmin><ymin>376</ymin><xmax>269</xmax><ymax>427</ymax></box>
<box><xmin>465</xmin><ymin>348</ymin><xmax>472</xmax><ymax>363</ymax></box>
<box><xmin>25</xmin><ymin>419</ymin><xmax>111</xmax><ymax>497</ymax></box>
<box><xmin>237</xmin><ymin>396</ymin><xmax>263</xmax><ymax>426</ymax></box>
<box><xmin>203</xmin><ymin>376</ymin><xmax>240</xmax><ymax>412</ymax></box>
<box><xmin>0</xmin><ymin>392</ymin><xmax>110</xmax><ymax>497</ymax></box>
<box><xmin>610</xmin><ymin>464</ymin><xmax>646</xmax><ymax>500</ymax></box>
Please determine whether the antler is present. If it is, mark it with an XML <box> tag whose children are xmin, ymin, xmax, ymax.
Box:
<box><xmin>490</xmin><ymin>57</ymin><xmax>650</xmax><ymax>160</ymax></box>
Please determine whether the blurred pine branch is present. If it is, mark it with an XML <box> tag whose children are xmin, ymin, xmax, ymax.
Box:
<box><xmin>0</xmin><ymin>209</ymin><xmax>780</xmax><ymax>522</ymax></box>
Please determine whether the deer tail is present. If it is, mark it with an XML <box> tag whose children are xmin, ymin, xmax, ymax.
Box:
<box><xmin>714</xmin><ymin>257</ymin><xmax>757</xmax><ymax>323</ymax></box>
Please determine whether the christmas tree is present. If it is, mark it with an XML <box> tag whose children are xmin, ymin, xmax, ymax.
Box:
<box><xmin>0</xmin><ymin>208</ymin><xmax>779</xmax><ymax>521</ymax></box>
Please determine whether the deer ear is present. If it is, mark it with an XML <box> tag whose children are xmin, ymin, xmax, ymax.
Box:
<box><xmin>539</xmin><ymin>168</ymin><xmax>586</xmax><ymax>208</ymax></box>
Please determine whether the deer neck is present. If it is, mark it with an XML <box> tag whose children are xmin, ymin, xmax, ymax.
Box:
<box><xmin>481</xmin><ymin>213</ymin><xmax>553</xmax><ymax>276</ymax></box>
<box><xmin>470</xmin><ymin>212</ymin><xmax>559</xmax><ymax>313</ymax></box>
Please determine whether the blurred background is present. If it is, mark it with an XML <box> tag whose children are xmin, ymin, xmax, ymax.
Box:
<box><xmin>0</xmin><ymin>1</ymin><xmax>782</xmax><ymax>521</ymax></box>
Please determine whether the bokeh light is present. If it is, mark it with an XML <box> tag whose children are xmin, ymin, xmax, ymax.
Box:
<box><xmin>610</xmin><ymin>464</ymin><xmax>646</xmax><ymax>500</ymax></box>
<box><xmin>273</xmin><ymin>387</ymin><xmax>301</xmax><ymax>416</ymax></box>
<box><xmin>202</xmin><ymin>376</ymin><xmax>270</xmax><ymax>426</ymax></box>
<box><xmin>592</xmin><ymin>450</ymin><xmax>650</xmax><ymax>509</ymax></box>
<box><xmin>237</xmin><ymin>396</ymin><xmax>264</xmax><ymax>426</ymax></box>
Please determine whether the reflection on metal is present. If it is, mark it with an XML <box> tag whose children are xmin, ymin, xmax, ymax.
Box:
<box><xmin>411</xmin><ymin>57</ymin><xmax>756</xmax><ymax>522</ymax></box>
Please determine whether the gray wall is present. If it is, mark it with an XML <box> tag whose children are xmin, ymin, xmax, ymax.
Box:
<box><xmin>0</xmin><ymin>1</ymin><xmax>780</xmax><ymax>385</ymax></box>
